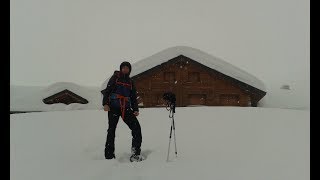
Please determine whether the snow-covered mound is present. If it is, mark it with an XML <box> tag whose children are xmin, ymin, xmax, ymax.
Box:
<box><xmin>259</xmin><ymin>85</ymin><xmax>309</xmax><ymax>110</ymax></box>
<box><xmin>10</xmin><ymin>82</ymin><xmax>102</xmax><ymax>112</ymax></box>
<box><xmin>101</xmin><ymin>46</ymin><xmax>266</xmax><ymax>92</ymax></box>
<box><xmin>10</xmin><ymin>107</ymin><xmax>309</xmax><ymax>180</ymax></box>
<box><xmin>10</xmin><ymin>85</ymin><xmax>45</xmax><ymax>112</ymax></box>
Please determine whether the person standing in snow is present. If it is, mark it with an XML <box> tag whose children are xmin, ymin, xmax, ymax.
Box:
<box><xmin>101</xmin><ymin>61</ymin><xmax>143</xmax><ymax>162</ymax></box>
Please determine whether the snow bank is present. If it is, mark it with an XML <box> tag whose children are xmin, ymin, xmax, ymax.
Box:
<box><xmin>10</xmin><ymin>107</ymin><xmax>309</xmax><ymax>180</ymax></box>
<box><xmin>10</xmin><ymin>82</ymin><xmax>102</xmax><ymax>112</ymax></box>
<box><xmin>10</xmin><ymin>85</ymin><xmax>46</xmax><ymax>111</ymax></box>
<box><xmin>258</xmin><ymin>84</ymin><xmax>310</xmax><ymax>110</ymax></box>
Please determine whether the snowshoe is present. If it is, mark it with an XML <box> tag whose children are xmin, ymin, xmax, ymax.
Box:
<box><xmin>129</xmin><ymin>154</ymin><xmax>145</xmax><ymax>162</ymax></box>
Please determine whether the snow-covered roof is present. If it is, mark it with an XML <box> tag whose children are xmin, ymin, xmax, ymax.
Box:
<box><xmin>101</xmin><ymin>46</ymin><xmax>266</xmax><ymax>92</ymax></box>
<box><xmin>10</xmin><ymin>82</ymin><xmax>102</xmax><ymax>112</ymax></box>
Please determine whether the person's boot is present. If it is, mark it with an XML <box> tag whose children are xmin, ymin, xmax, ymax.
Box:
<box><xmin>105</xmin><ymin>153</ymin><xmax>115</xmax><ymax>159</ymax></box>
<box><xmin>129</xmin><ymin>147</ymin><xmax>144</xmax><ymax>162</ymax></box>
<box><xmin>105</xmin><ymin>148</ymin><xmax>115</xmax><ymax>159</ymax></box>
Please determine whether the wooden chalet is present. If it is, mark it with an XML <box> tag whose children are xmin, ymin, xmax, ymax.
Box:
<box><xmin>127</xmin><ymin>47</ymin><xmax>267</xmax><ymax>107</ymax></box>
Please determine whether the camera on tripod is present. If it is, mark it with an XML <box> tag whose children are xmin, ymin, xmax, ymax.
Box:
<box><xmin>162</xmin><ymin>92</ymin><xmax>178</xmax><ymax>161</ymax></box>
<box><xmin>163</xmin><ymin>92</ymin><xmax>176</xmax><ymax>113</ymax></box>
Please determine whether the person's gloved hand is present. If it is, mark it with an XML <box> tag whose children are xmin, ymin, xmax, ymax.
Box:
<box><xmin>104</xmin><ymin>105</ymin><xmax>110</xmax><ymax>111</ymax></box>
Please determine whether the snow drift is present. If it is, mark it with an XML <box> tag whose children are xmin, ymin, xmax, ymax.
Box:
<box><xmin>10</xmin><ymin>107</ymin><xmax>309</xmax><ymax>180</ymax></box>
<box><xmin>10</xmin><ymin>82</ymin><xmax>102</xmax><ymax>112</ymax></box>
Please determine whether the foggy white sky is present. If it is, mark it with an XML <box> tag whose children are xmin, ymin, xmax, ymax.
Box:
<box><xmin>10</xmin><ymin>0</ymin><xmax>309</xmax><ymax>95</ymax></box>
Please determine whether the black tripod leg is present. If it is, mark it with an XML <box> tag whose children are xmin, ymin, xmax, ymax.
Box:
<box><xmin>167</xmin><ymin>121</ymin><xmax>173</xmax><ymax>162</ymax></box>
<box><xmin>172</xmin><ymin>116</ymin><xmax>177</xmax><ymax>157</ymax></box>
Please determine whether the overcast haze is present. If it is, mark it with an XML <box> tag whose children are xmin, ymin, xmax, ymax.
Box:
<box><xmin>10</xmin><ymin>0</ymin><xmax>309</xmax><ymax>102</ymax></box>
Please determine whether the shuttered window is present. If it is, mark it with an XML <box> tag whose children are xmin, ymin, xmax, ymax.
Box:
<box><xmin>164</xmin><ymin>72</ymin><xmax>175</xmax><ymax>82</ymax></box>
<box><xmin>188</xmin><ymin>72</ymin><xmax>200</xmax><ymax>82</ymax></box>
<box><xmin>219</xmin><ymin>94</ymin><xmax>240</xmax><ymax>106</ymax></box>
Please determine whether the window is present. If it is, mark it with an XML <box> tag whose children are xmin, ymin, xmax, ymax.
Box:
<box><xmin>155</xmin><ymin>93</ymin><xmax>165</xmax><ymax>106</ymax></box>
<box><xmin>188</xmin><ymin>94</ymin><xmax>206</xmax><ymax>105</ymax></box>
<box><xmin>219</xmin><ymin>94</ymin><xmax>240</xmax><ymax>106</ymax></box>
<box><xmin>188</xmin><ymin>72</ymin><xmax>200</xmax><ymax>82</ymax></box>
<box><xmin>164</xmin><ymin>72</ymin><xmax>175</xmax><ymax>82</ymax></box>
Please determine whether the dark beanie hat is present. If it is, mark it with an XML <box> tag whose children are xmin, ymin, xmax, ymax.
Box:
<box><xmin>120</xmin><ymin>61</ymin><xmax>132</xmax><ymax>73</ymax></box>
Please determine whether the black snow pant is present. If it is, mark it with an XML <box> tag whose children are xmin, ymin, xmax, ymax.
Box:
<box><xmin>105</xmin><ymin>107</ymin><xmax>142</xmax><ymax>158</ymax></box>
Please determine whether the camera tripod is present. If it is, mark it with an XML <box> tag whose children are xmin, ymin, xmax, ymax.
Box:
<box><xmin>166</xmin><ymin>102</ymin><xmax>177</xmax><ymax>162</ymax></box>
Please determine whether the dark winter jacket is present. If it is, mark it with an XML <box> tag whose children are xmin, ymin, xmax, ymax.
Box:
<box><xmin>101</xmin><ymin>71</ymin><xmax>139</xmax><ymax>112</ymax></box>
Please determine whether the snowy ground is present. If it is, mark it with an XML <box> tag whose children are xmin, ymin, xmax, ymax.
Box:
<box><xmin>10</xmin><ymin>107</ymin><xmax>309</xmax><ymax>180</ymax></box>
